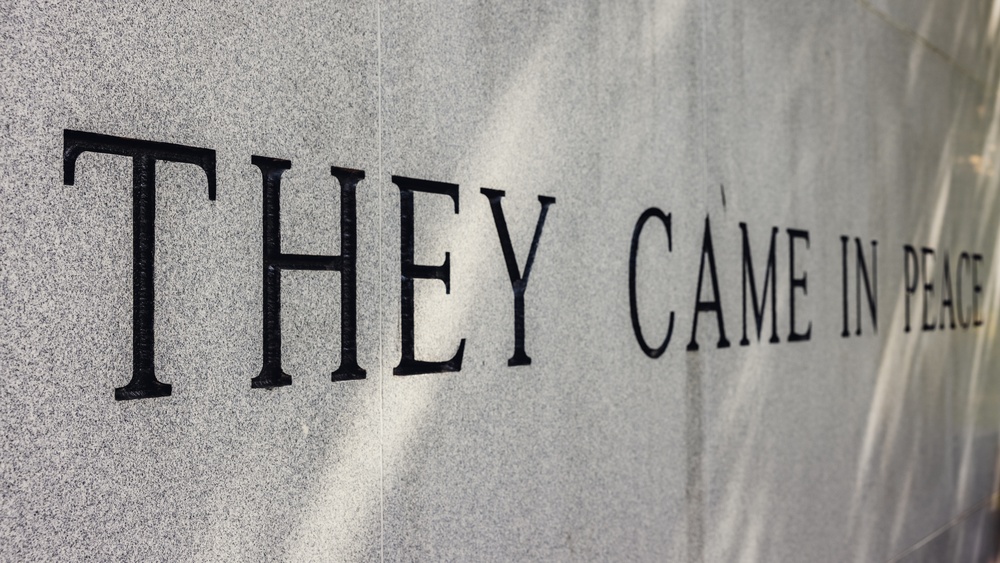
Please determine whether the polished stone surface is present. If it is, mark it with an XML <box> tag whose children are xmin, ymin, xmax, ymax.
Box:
<box><xmin>2</xmin><ymin>0</ymin><xmax>1000</xmax><ymax>561</ymax></box>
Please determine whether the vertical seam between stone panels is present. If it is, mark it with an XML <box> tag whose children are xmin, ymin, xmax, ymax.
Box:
<box><xmin>376</xmin><ymin>0</ymin><xmax>386</xmax><ymax>560</ymax></box>
<box><xmin>697</xmin><ymin>0</ymin><xmax>709</xmax><ymax>197</ymax></box>
<box><xmin>692</xmin><ymin>5</ymin><xmax>708</xmax><ymax>563</ymax></box>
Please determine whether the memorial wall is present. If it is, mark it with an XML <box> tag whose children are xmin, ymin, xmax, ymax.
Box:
<box><xmin>2</xmin><ymin>0</ymin><xmax>1000</xmax><ymax>561</ymax></box>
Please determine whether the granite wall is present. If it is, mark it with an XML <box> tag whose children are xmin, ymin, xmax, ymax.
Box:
<box><xmin>2</xmin><ymin>0</ymin><xmax>1000</xmax><ymax>561</ymax></box>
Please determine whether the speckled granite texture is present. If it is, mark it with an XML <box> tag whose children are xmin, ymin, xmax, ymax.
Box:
<box><xmin>2</xmin><ymin>0</ymin><xmax>1000</xmax><ymax>561</ymax></box>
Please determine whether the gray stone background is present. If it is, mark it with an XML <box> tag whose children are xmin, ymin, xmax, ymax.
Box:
<box><xmin>2</xmin><ymin>0</ymin><xmax>1000</xmax><ymax>561</ymax></box>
